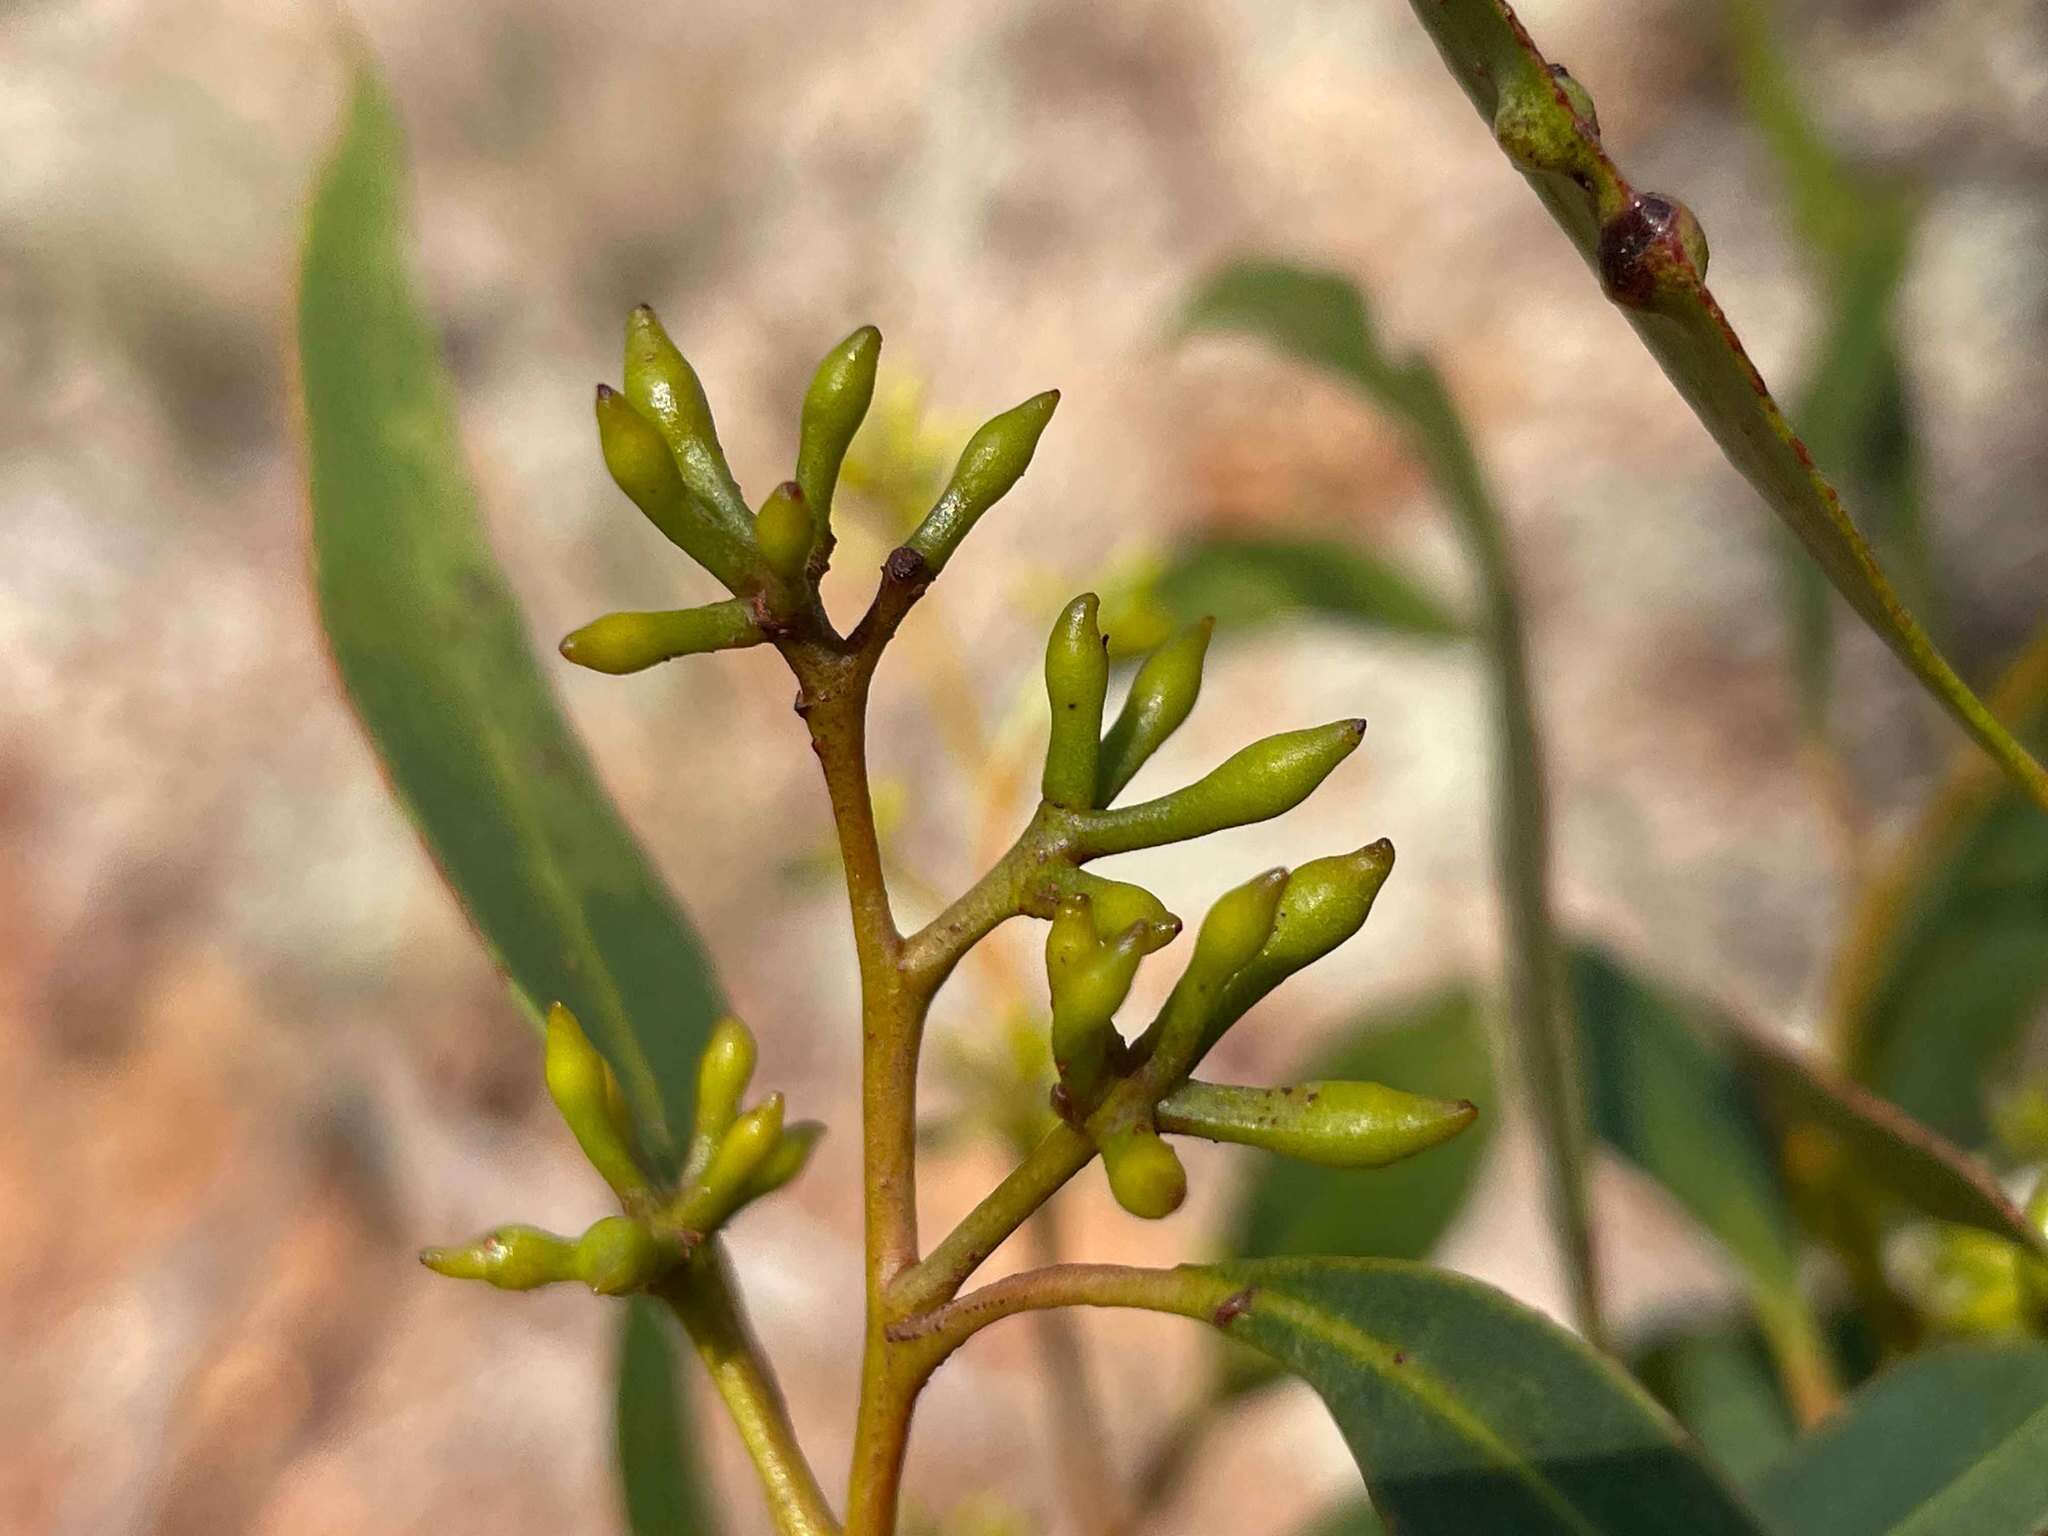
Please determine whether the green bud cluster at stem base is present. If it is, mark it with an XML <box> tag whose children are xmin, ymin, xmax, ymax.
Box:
<box><xmin>420</xmin><ymin>1007</ymin><xmax>822</xmax><ymax>1299</ymax></box>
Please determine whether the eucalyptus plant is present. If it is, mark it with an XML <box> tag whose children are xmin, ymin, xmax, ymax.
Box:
<box><xmin>297</xmin><ymin>1</ymin><xmax>2048</xmax><ymax>1532</ymax></box>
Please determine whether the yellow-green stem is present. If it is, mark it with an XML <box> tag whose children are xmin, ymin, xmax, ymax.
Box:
<box><xmin>662</xmin><ymin>1246</ymin><xmax>840</xmax><ymax>1536</ymax></box>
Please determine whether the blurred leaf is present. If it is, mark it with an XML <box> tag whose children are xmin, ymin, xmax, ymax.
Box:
<box><xmin>1208</xmin><ymin>1259</ymin><xmax>1768</xmax><ymax>1534</ymax></box>
<box><xmin>1229</xmin><ymin>985</ymin><xmax>1495</xmax><ymax>1264</ymax></box>
<box><xmin>1573</xmin><ymin>946</ymin><xmax>1831</xmax><ymax>1417</ymax></box>
<box><xmin>1753</xmin><ymin>1343</ymin><xmax>2048</xmax><ymax>1535</ymax></box>
<box><xmin>1394</xmin><ymin>0</ymin><xmax>2048</xmax><ymax>814</ymax></box>
<box><xmin>1151</xmin><ymin>535</ymin><xmax>1465</xmax><ymax>642</ymax></box>
<box><xmin>1733</xmin><ymin>1030</ymin><xmax>2048</xmax><ymax>1258</ymax></box>
<box><xmin>302</xmin><ymin>66</ymin><xmax>722</xmax><ymax>1535</ymax></box>
<box><xmin>300</xmin><ymin>64</ymin><xmax>724</xmax><ymax>1170</ymax></box>
<box><xmin>1627</xmin><ymin>1313</ymin><xmax>1797</xmax><ymax>1486</ymax></box>
<box><xmin>1834</xmin><ymin>635</ymin><xmax>2048</xmax><ymax>1147</ymax></box>
<box><xmin>618</xmin><ymin>1298</ymin><xmax>721</xmax><ymax>1536</ymax></box>
<box><xmin>1186</xmin><ymin>258</ymin><xmax>1596</xmax><ymax>1339</ymax></box>
<box><xmin>1576</xmin><ymin>947</ymin><xmax>1804</xmax><ymax>1303</ymax></box>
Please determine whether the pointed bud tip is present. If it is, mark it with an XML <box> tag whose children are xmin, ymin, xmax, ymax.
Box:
<box><xmin>595</xmin><ymin>382</ymin><xmax>616</xmax><ymax>402</ymax></box>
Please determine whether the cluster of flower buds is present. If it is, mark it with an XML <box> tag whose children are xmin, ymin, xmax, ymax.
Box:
<box><xmin>421</xmin><ymin>1006</ymin><xmax>820</xmax><ymax>1296</ymax></box>
<box><xmin>1024</xmin><ymin>593</ymin><xmax>1478</xmax><ymax>1219</ymax></box>
<box><xmin>558</xmin><ymin>305</ymin><xmax>1059</xmax><ymax>671</ymax></box>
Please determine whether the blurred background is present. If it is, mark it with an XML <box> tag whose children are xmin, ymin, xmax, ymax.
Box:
<box><xmin>6</xmin><ymin>0</ymin><xmax>2048</xmax><ymax>1531</ymax></box>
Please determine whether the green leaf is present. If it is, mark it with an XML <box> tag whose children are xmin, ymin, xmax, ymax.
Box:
<box><xmin>1753</xmin><ymin>1343</ymin><xmax>2048</xmax><ymax>1535</ymax></box>
<box><xmin>1203</xmin><ymin>1258</ymin><xmax>1769</xmax><ymax>1535</ymax></box>
<box><xmin>1627</xmin><ymin>1312</ymin><xmax>1798</xmax><ymax>1486</ymax></box>
<box><xmin>617</xmin><ymin>1297</ymin><xmax>722</xmax><ymax>1536</ymax></box>
<box><xmin>1835</xmin><ymin>644</ymin><xmax>2048</xmax><ymax>1147</ymax></box>
<box><xmin>1572</xmin><ymin>946</ymin><xmax>1829</xmax><ymax>1411</ymax></box>
<box><xmin>1393</xmin><ymin>0</ymin><xmax>2048</xmax><ymax>814</ymax></box>
<box><xmin>1732</xmin><ymin>1030</ymin><xmax>2048</xmax><ymax>1258</ymax></box>
<box><xmin>1185</xmin><ymin>258</ymin><xmax>1596</xmax><ymax>1341</ymax></box>
<box><xmin>299</xmin><ymin>64</ymin><xmax>724</xmax><ymax>1170</ymax></box>
<box><xmin>1229</xmin><ymin>985</ymin><xmax>1495</xmax><ymax>1264</ymax></box>
<box><xmin>1151</xmin><ymin>535</ymin><xmax>1466</xmax><ymax>643</ymax></box>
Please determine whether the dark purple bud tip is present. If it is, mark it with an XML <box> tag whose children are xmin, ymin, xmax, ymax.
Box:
<box><xmin>595</xmin><ymin>382</ymin><xmax>616</xmax><ymax>401</ymax></box>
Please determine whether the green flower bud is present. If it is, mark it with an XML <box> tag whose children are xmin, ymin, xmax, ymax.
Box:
<box><xmin>1096</xmin><ymin>617</ymin><xmax>1213</xmax><ymax>806</ymax></box>
<box><xmin>1101</xmin><ymin>1125</ymin><xmax>1186</xmax><ymax>1220</ymax></box>
<box><xmin>796</xmin><ymin>324</ymin><xmax>881</xmax><ymax>532</ymax></box>
<box><xmin>1184</xmin><ymin>868</ymin><xmax>1290</xmax><ymax>993</ymax></box>
<box><xmin>687</xmin><ymin>1016</ymin><xmax>758</xmax><ymax>1182</ymax></box>
<box><xmin>755</xmin><ymin>481</ymin><xmax>815</xmax><ymax>583</ymax></box>
<box><xmin>1201</xmin><ymin>841</ymin><xmax>1397</xmax><ymax>1057</ymax></box>
<box><xmin>1155</xmin><ymin>1079</ymin><xmax>1476</xmax><ymax>1168</ymax></box>
<box><xmin>623</xmin><ymin>305</ymin><xmax>751</xmax><ymax>532</ymax></box>
<box><xmin>1061</xmin><ymin>872</ymin><xmax>1180</xmax><ymax>943</ymax></box>
<box><xmin>1045</xmin><ymin>894</ymin><xmax>1099</xmax><ymax>987</ymax></box>
<box><xmin>543</xmin><ymin>1003</ymin><xmax>650</xmax><ymax>1199</ymax></box>
<box><xmin>420</xmin><ymin>1224</ymin><xmax>578</xmax><ymax>1291</ymax></box>
<box><xmin>575</xmin><ymin>1215</ymin><xmax>667</xmax><ymax>1296</ymax></box>
<box><xmin>677</xmin><ymin>1092</ymin><xmax>786</xmax><ymax>1233</ymax></box>
<box><xmin>559</xmin><ymin>600</ymin><xmax>767</xmax><ymax>675</ymax></box>
<box><xmin>905</xmin><ymin>390</ymin><xmax>1059</xmax><ymax>575</ymax></box>
<box><xmin>1043</xmin><ymin>593</ymin><xmax>1109</xmax><ymax>811</ymax></box>
<box><xmin>594</xmin><ymin>385</ymin><xmax>754</xmax><ymax>589</ymax></box>
<box><xmin>1050</xmin><ymin>921</ymin><xmax>1163</xmax><ymax>1105</ymax></box>
<box><xmin>742</xmin><ymin>1119</ymin><xmax>827</xmax><ymax>1203</ymax></box>
<box><xmin>1083</xmin><ymin>720</ymin><xmax>1366</xmax><ymax>857</ymax></box>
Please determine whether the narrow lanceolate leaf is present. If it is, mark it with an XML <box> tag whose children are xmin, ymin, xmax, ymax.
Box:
<box><xmin>1830</xmin><ymin>631</ymin><xmax>2048</xmax><ymax>1146</ymax></box>
<box><xmin>1230</xmin><ymin>985</ymin><xmax>1495</xmax><ymax>1264</ymax></box>
<box><xmin>1754</xmin><ymin>1343</ymin><xmax>2048</xmax><ymax>1536</ymax></box>
<box><xmin>1731</xmin><ymin>1030</ymin><xmax>2048</xmax><ymax>1259</ymax></box>
<box><xmin>1394</xmin><ymin>0</ymin><xmax>2048</xmax><ymax>813</ymax></box>
<box><xmin>299</xmin><ymin>67</ymin><xmax>724</xmax><ymax>1166</ymax></box>
<box><xmin>617</xmin><ymin>1298</ymin><xmax>722</xmax><ymax>1536</ymax></box>
<box><xmin>1149</xmin><ymin>535</ymin><xmax>1466</xmax><ymax>643</ymax></box>
<box><xmin>1199</xmin><ymin>1258</ymin><xmax>1769</xmax><ymax>1535</ymax></box>
<box><xmin>1572</xmin><ymin>947</ymin><xmax>1830</xmax><ymax>1418</ymax></box>
<box><xmin>1185</xmin><ymin>257</ymin><xmax>1595</xmax><ymax>1341</ymax></box>
<box><xmin>302</xmin><ymin>65</ymin><xmax>722</xmax><ymax>1536</ymax></box>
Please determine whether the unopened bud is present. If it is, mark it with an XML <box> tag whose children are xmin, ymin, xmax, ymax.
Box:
<box><xmin>1101</xmin><ymin>1125</ymin><xmax>1186</xmax><ymax>1220</ymax></box>
<box><xmin>623</xmin><ymin>306</ymin><xmax>750</xmax><ymax>530</ymax></box>
<box><xmin>1096</xmin><ymin>617</ymin><xmax>1213</xmax><ymax>806</ymax></box>
<box><xmin>1043</xmin><ymin>593</ymin><xmax>1109</xmax><ymax>811</ymax></box>
<box><xmin>544</xmin><ymin>1003</ymin><xmax>649</xmax><ymax>1199</ymax></box>
<box><xmin>796</xmin><ymin>325</ymin><xmax>881</xmax><ymax>528</ymax></box>
<box><xmin>687</xmin><ymin>1016</ymin><xmax>758</xmax><ymax>1182</ymax></box>
<box><xmin>575</xmin><ymin>1215</ymin><xmax>667</xmax><ymax>1295</ymax></box>
<box><xmin>1046</xmin><ymin>894</ymin><xmax>1098</xmax><ymax>986</ymax></box>
<box><xmin>594</xmin><ymin>385</ymin><xmax>754</xmax><ymax>589</ymax></box>
<box><xmin>559</xmin><ymin>601</ymin><xmax>766</xmax><ymax>674</ymax></box>
<box><xmin>421</xmin><ymin>1224</ymin><xmax>578</xmax><ymax>1291</ymax></box>
<box><xmin>1156</xmin><ymin>1078</ymin><xmax>1476</xmax><ymax>1168</ymax></box>
<box><xmin>1065</xmin><ymin>873</ymin><xmax>1180</xmax><ymax>944</ymax></box>
<box><xmin>1206</xmin><ymin>841</ymin><xmax>1397</xmax><ymax>1054</ymax></box>
<box><xmin>1051</xmin><ymin>922</ymin><xmax>1160</xmax><ymax>1106</ymax></box>
<box><xmin>755</xmin><ymin>482</ymin><xmax>814</xmax><ymax>582</ymax></box>
<box><xmin>905</xmin><ymin>390</ymin><xmax>1059</xmax><ymax>574</ymax></box>
<box><xmin>677</xmin><ymin>1093</ymin><xmax>785</xmax><ymax>1233</ymax></box>
<box><xmin>742</xmin><ymin>1119</ymin><xmax>826</xmax><ymax>1203</ymax></box>
<box><xmin>1084</xmin><ymin>720</ymin><xmax>1366</xmax><ymax>856</ymax></box>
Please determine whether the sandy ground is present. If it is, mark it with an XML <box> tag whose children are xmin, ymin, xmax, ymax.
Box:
<box><xmin>4</xmin><ymin>0</ymin><xmax>2046</xmax><ymax>1530</ymax></box>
